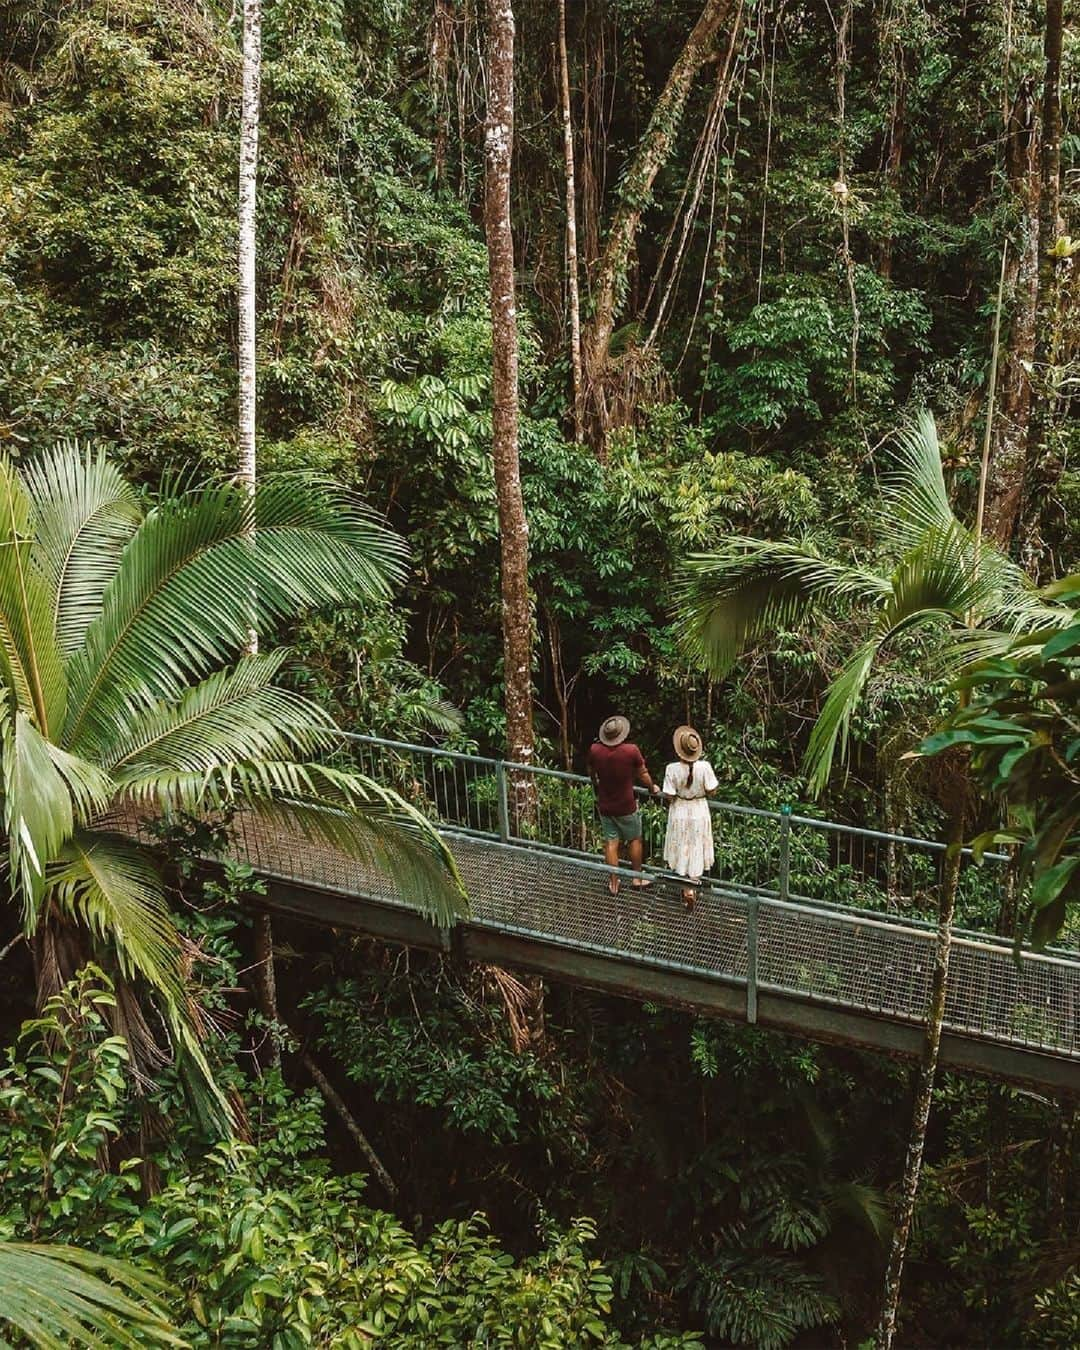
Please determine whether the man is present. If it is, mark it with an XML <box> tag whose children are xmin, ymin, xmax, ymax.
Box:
<box><xmin>587</xmin><ymin>716</ymin><xmax>661</xmax><ymax>894</ymax></box>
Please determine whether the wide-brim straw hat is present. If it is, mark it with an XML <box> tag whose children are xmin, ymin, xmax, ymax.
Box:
<box><xmin>673</xmin><ymin>725</ymin><xmax>703</xmax><ymax>762</ymax></box>
<box><xmin>598</xmin><ymin>715</ymin><xmax>631</xmax><ymax>746</ymax></box>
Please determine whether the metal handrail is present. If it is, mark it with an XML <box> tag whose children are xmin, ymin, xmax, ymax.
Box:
<box><xmin>341</xmin><ymin>731</ymin><xmax>1008</xmax><ymax>858</ymax></box>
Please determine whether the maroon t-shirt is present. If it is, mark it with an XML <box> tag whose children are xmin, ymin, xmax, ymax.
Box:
<box><xmin>587</xmin><ymin>741</ymin><xmax>645</xmax><ymax>817</ymax></box>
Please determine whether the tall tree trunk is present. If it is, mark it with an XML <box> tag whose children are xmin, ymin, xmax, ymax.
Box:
<box><xmin>484</xmin><ymin>0</ymin><xmax>534</xmax><ymax>789</ymax></box>
<box><xmin>1020</xmin><ymin>0</ymin><xmax>1066</xmax><ymax>571</ymax></box>
<box><xmin>984</xmin><ymin>76</ymin><xmax>1040</xmax><ymax>547</ymax></box>
<box><xmin>485</xmin><ymin>0</ymin><xmax>542</xmax><ymax>1047</ymax></box>
<box><xmin>239</xmin><ymin>0</ymin><xmax>278</xmax><ymax>1060</ymax></box>
<box><xmin>299</xmin><ymin>1050</ymin><xmax>398</xmax><ymax>1199</ymax></box>
<box><xmin>238</xmin><ymin>0</ymin><xmax>260</xmax><ymax>501</ymax></box>
<box><xmin>557</xmin><ymin>0</ymin><xmax>584</xmax><ymax>443</ymax></box>
<box><xmin>581</xmin><ymin>0</ymin><xmax>734</xmax><ymax>448</ymax></box>
<box><xmin>1045</xmin><ymin>1097</ymin><xmax>1075</xmax><ymax>1239</ymax></box>
<box><xmin>1039</xmin><ymin>0</ymin><xmax>1063</xmax><ymax>245</ymax></box>
<box><xmin>875</xmin><ymin>800</ymin><xmax>966</xmax><ymax>1349</ymax></box>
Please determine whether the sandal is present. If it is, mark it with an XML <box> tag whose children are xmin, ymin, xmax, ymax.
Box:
<box><xmin>682</xmin><ymin>887</ymin><xmax>696</xmax><ymax>912</ymax></box>
<box><xmin>608</xmin><ymin>874</ymin><xmax>620</xmax><ymax>896</ymax></box>
<box><xmin>632</xmin><ymin>876</ymin><xmax>654</xmax><ymax>889</ymax></box>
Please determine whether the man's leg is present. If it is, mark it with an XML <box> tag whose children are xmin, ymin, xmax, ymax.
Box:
<box><xmin>627</xmin><ymin>815</ymin><xmax>652</xmax><ymax>887</ymax></box>
<box><xmin>628</xmin><ymin>836</ymin><xmax>644</xmax><ymax>873</ymax></box>
<box><xmin>603</xmin><ymin>835</ymin><xmax>620</xmax><ymax>895</ymax></box>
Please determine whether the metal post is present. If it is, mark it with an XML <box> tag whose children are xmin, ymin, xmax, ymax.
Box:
<box><xmin>495</xmin><ymin>760</ymin><xmax>510</xmax><ymax>842</ymax></box>
<box><xmin>779</xmin><ymin>804</ymin><xmax>792</xmax><ymax>903</ymax></box>
<box><xmin>746</xmin><ymin>896</ymin><xmax>759</xmax><ymax>1024</ymax></box>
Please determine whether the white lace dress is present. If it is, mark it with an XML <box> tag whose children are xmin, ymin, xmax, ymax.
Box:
<box><xmin>662</xmin><ymin>760</ymin><xmax>719</xmax><ymax>881</ymax></box>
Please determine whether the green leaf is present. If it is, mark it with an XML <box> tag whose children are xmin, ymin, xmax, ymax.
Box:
<box><xmin>3</xmin><ymin>708</ymin><xmax>77</xmax><ymax>919</ymax></box>
<box><xmin>0</xmin><ymin>1242</ymin><xmax>182</xmax><ymax>1348</ymax></box>
<box><xmin>0</xmin><ymin>460</ymin><xmax>67</xmax><ymax>736</ymax></box>
<box><xmin>46</xmin><ymin>834</ymin><xmax>185</xmax><ymax>1003</ymax></box>
<box><xmin>1029</xmin><ymin>857</ymin><xmax>1080</xmax><ymax>913</ymax></box>
<box><xmin>1041</xmin><ymin>622</ymin><xmax>1080</xmax><ymax>660</ymax></box>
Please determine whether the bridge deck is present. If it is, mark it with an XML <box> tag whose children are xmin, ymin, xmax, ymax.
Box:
<box><xmin>228</xmin><ymin>813</ymin><xmax>1080</xmax><ymax>1093</ymax></box>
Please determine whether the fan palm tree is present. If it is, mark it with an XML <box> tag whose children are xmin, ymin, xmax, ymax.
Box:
<box><xmin>0</xmin><ymin>443</ymin><xmax>465</xmax><ymax>1125</ymax></box>
<box><xmin>674</xmin><ymin>410</ymin><xmax>1072</xmax><ymax>1348</ymax></box>
<box><xmin>0</xmin><ymin>1242</ymin><xmax>181</xmax><ymax>1348</ymax></box>
<box><xmin>676</xmin><ymin>410</ymin><xmax>1067</xmax><ymax>794</ymax></box>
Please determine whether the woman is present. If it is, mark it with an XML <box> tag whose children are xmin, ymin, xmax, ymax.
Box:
<box><xmin>662</xmin><ymin>726</ymin><xmax>719</xmax><ymax>910</ymax></box>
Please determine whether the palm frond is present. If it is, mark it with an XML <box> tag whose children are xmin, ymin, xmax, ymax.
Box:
<box><xmin>0</xmin><ymin>459</ymin><xmax>66</xmax><ymax>736</ymax></box>
<box><xmin>43</xmin><ymin>833</ymin><xmax>235</xmax><ymax>1129</ymax></box>
<box><xmin>103</xmin><ymin>652</ymin><xmax>337</xmax><ymax>777</ymax></box>
<box><xmin>115</xmin><ymin>756</ymin><xmax>465</xmax><ymax>925</ymax></box>
<box><xmin>823</xmin><ymin>1181</ymin><xmax>892</xmax><ymax>1246</ymax></box>
<box><xmin>804</xmin><ymin>640</ymin><xmax>880</xmax><ymax>797</ymax></box>
<box><xmin>0</xmin><ymin>1242</ymin><xmax>182</xmax><ymax>1348</ymax></box>
<box><xmin>46</xmin><ymin>833</ymin><xmax>185</xmax><ymax>1003</ymax></box>
<box><xmin>20</xmin><ymin>442</ymin><xmax>142</xmax><ymax>657</ymax></box>
<box><xmin>878</xmin><ymin>524</ymin><xmax>989</xmax><ymax>638</ymax></box>
<box><xmin>63</xmin><ymin>482</ymin><xmax>252</xmax><ymax>754</ymax></box>
<box><xmin>881</xmin><ymin>410</ymin><xmax>957</xmax><ymax>552</ymax></box>
<box><xmin>982</xmin><ymin>552</ymin><xmax>1076</xmax><ymax>634</ymax></box>
<box><xmin>42</xmin><ymin>742</ymin><xmax>114</xmax><ymax>824</ymax></box>
<box><xmin>253</xmin><ymin>474</ymin><xmax>407</xmax><ymax>602</ymax></box>
<box><xmin>65</xmin><ymin>478</ymin><xmax>406</xmax><ymax>759</ymax></box>
<box><xmin>3</xmin><ymin>708</ymin><xmax>77</xmax><ymax>920</ymax></box>
<box><xmin>242</xmin><ymin>792</ymin><xmax>467</xmax><ymax>927</ymax></box>
<box><xmin>675</xmin><ymin>540</ymin><xmax>890</xmax><ymax>675</ymax></box>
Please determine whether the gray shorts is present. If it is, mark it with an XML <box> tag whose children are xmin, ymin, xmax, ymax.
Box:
<box><xmin>600</xmin><ymin>810</ymin><xmax>643</xmax><ymax>843</ymax></box>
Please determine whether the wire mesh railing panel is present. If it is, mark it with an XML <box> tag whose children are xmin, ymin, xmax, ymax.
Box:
<box><xmin>946</xmin><ymin>940</ymin><xmax>1079</xmax><ymax>1053</ymax></box>
<box><xmin>705</xmin><ymin>805</ymin><xmax>783</xmax><ymax>894</ymax></box>
<box><xmin>339</xmin><ymin>736</ymin><xmax>498</xmax><ymax>837</ymax></box>
<box><xmin>504</xmin><ymin>769</ymin><xmax>605</xmax><ymax>854</ymax></box>
<box><xmin>787</xmin><ymin>818</ymin><xmax>948</xmax><ymax>914</ymax></box>
<box><xmin>229</xmin><ymin>812</ymin><xmax>401</xmax><ymax>907</ymax></box>
<box><xmin>756</xmin><ymin>903</ymin><xmax>935</xmax><ymax>1022</ymax></box>
<box><xmin>786</xmin><ymin>817</ymin><xmax>1013</xmax><ymax>931</ymax></box>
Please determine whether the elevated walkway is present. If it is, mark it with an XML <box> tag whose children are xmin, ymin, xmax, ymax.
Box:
<box><xmin>221</xmin><ymin>735</ymin><xmax>1080</xmax><ymax>1092</ymax></box>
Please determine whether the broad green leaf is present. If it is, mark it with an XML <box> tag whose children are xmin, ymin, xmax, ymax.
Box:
<box><xmin>0</xmin><ymin>1242</ymin><xmax>182</xmax><ymax>1347</ymax></box>
<box><xmin>1029</xmin><ymin>857</ymin><xmax>1080</xmax><ymax>913</ymax></box>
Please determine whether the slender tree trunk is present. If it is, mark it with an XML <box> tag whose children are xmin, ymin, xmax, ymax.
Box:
<box><xmin>1039</xmin><ymin>0</ymin><xmax>1063</xmax><ymax>245</ymax></box>
<box><xmin>581</xmin><ymin>0</ymin><xmax>734</xmax><ymax>447</ymax></box>
<box><xmin>579</xmin><ymin>11</ymin><xmax>603</xmax><ymax>277</ymax></box>
<box><xmin>875</xmin><ymin>800</ymin><xmax>966</xmax><ymax>1349</ymax></box>
<box><xmin>485</xmin><ymin>0</ymin><xmax>542</xmax><ymax>1045</ymax></box>
<box><xmin>557</xmin><ymin>0</ymin><xmax>584</xmax><ymax>442</ymax></box>
<box><xmin>239</xmin><ymin>0</ymin><xmax>278</xmax><ymax>1058</ymax></box>
<box><xmin>238</xmin><ymin>0</ymin><xmax>260</xmax><ymax>499</ymax></box>
<box><xmin>879</xmin><ymin>36</ymin><xmax>906</xmax><ymax>281</ymax></box>
<box><xmin>484</xmin><ymin>0</ymin><xmax>534</xmax><ymax>788</ymax></box>
<box><xmin>543</xmin><ymin>603</ymin><xmax>578</xmax><ymax>773</ymax></box>
<box><xmin>1045</xmin><ymin>1097</ymin><xmax>1075</xmax><ymax>1238</ymax></box>
<box><xmin>1020</xmin><ymin>0</ymin><xmax>1066</xmax><ymax>571</ymax></box>
<box><xmin>300</xmin><ymin>1050</ymin><xmax>398</xmax><ymax>1200</ymax></box>
<box><xmin>984</xmin><ymin>76</ymin><xmax>1040</xmax><ymax>547</ymax></box>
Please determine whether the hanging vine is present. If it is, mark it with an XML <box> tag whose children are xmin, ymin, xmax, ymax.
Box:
<box><xmin>645</xmin><ymin>0</ymin><xmax>746</xmax><ymax>349</ymax></box>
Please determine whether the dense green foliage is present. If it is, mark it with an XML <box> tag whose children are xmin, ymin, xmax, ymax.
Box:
<box><xmin>5</xmin><ymin>0</ymin><xmax>1074</xmax><ymax>806</ymax></box>
<box><xmin>1</xmin><ymin>0</ymin><xmax>1078</xmax><ymax>1345</ymax></box>
<box><xmin>0</xmin><ymin>966</ymin><xmax>698</xmax><ymax>1348</ymax></box>
<box><xmin>928</xmin><ymin>579</ymin><xmax>1080</xmax><ymax>947</ymax></box>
